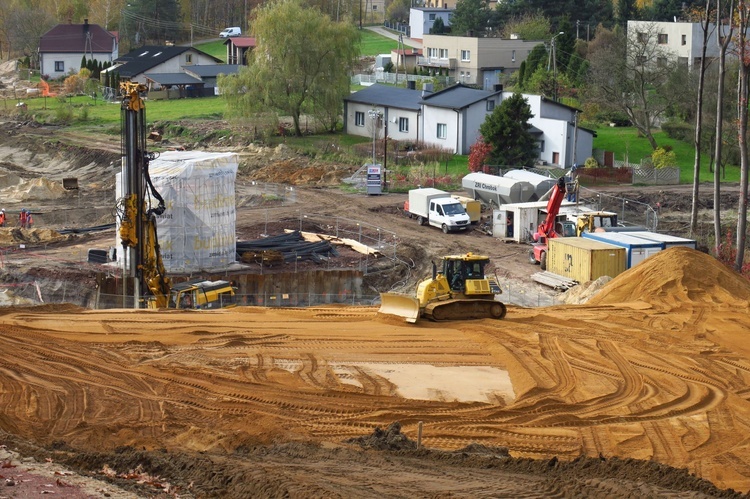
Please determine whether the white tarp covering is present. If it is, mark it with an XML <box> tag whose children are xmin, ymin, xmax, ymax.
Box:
<box><xmin>116</xmin><ymin>151</ymin><xmax>238</xmax><ymax>273</ymax></box>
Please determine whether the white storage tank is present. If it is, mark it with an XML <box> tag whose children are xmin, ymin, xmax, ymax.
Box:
<box><xmin>503</xmin><ymin>169</ymin><xmax>557</xmax><ymax>201</ymax></box>
<box><xmin>462</xmin><ymin>172</ymin><xmax>534</xmax><ymax>207</ymax></box>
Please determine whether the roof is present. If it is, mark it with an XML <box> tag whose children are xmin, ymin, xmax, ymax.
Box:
<box><xmin>421</xmin><ymin>83</ymin><xmax>501</xmax><ymax>109</ymax></box>
<box><xmin>182</xmin><ymin>64</ymin><xmax>241</xmax><ymax>78</ymax></box>
<box><xmin>392</xmin><ymin>48</ymin><xmax>422</xmax><ymax>56</ymax></box>
<box><xmin>345</xmin><ymin>84</ymin><xmax>425</xmax><ymax>111</ymax></box>
<box><xmin>39</xmin><ymin>22</ymin><xmax>116</xmax><ymax>54</ymax></box>
<box><xmin>224</xmin><ymin>37</ymin><xmax>257</xmax><ymax>48</ymax></box>
<box><xmin>115</xmin><ymin>46</ymin><xmax>222</xmax><ymax>77</ymax></box>
<box><xmin>144</xmin><ymin>73</ymin><xmax>203</xmax><ymax>86</ymax></box>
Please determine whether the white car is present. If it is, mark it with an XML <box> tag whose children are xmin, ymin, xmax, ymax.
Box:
<box><xmin>219</xmin><ymin>27</ymin><xmax>241</xmax><ymax>38</ymax></box>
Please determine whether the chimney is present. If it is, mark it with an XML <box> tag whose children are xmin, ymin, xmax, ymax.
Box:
<box><xmin>84</xmin><ymin>18</ymin><xmax>89</xmax><ymax>32</ymax></box>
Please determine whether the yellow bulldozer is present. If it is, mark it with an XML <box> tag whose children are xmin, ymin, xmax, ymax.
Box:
<box><xmin>379</xmin><ymin>253</ymin><xmax>507</xmax><ymax>323</ymax></box>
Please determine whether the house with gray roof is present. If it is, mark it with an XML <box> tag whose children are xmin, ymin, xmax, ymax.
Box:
<box><xmin>182</xmin><ymin>65</ymin><xmax>241</xmax><ymax>91</ymax></box>
<box><xmin>115</xmin><ymin>46</ymin><xmax>222</xmax><ymax>85</ymax></box>
<box><xmin>344</xmin><ymin>84</ymin><xmax>427</xmax><ymax>144</ymax></box>
<box><xmin>421</xmin><ymin>83</ymin><xmax>502</xmax><ymax>154</ymax></box>
<box><xmin>344</xmin><ymin>83</ymin><xmax>594</xmax><ymax>164</ymax></box>
<box><xmin>39</xmin><ymin>19</ymin><xmax>118</xmax><ymax>79</ymax></box>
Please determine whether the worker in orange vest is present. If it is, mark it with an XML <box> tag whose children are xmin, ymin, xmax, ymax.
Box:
<box><xmin>0</xmin><ymin>209</ymin><xmax>5</xmax><ymax>227</ymax></box>
<box><xmin>19</xmin><ymin>209</ymin><xmax>27</xmax><ymax>228</ymax></box>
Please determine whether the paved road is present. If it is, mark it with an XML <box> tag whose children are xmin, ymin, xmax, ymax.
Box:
<box><xmin>364</xmin><ymin>25</ymin><xmax>422</xmax><ymax>49</ymax></box>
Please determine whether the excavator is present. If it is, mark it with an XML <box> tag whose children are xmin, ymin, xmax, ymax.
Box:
<box><xmin>528</xmin><ymin>177</ymin><xmax>618</xmax><ymax>270</ymax></box>
<box><xmin>378</xmin><ymin>253</ymin><xmax>507</xmax><ymax>323</ymax></box>
<box><xmin>117</xmin><ymin>81</ymin><xmax>237</xmax><ymax>310</ymax></box>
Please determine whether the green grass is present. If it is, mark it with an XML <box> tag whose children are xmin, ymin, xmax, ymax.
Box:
<box><xmin>194</xmin><ymin>40</ymin><xmax>228</xmax><ymax>63</ymax></box>
<box><xmin>592</xmin><ymin>126</ymin><xmax>741</xmax><ymax>184</ymax></box>
<box><xmin>4</xmin><ymin>94</ymin><xmax>228</xmax><ymax>128</ymax></box>
<box><xmin>357</xmin><ymin>29</ymin><xmax>399</xmax><ymax>57</ymax></box>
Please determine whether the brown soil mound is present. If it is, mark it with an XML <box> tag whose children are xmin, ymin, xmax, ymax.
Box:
<box><xmin>0</xmin><ymin>227</ymin><xmax>66</xmax><ymax>245</ymax></box>
<box><xmin>588</xmin><ymin>247</ymin><xmax>750</xmax><ymax>309</ymax></box>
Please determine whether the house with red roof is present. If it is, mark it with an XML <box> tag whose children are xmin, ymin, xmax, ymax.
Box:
<box><xmin>39</xmin><ymin>19</ymin><xmax>118</xmax><ymax>79</ymax></box>
<box><xmin>224</xmin><ymin>37</ymin><xmax>256</xmax><ymax>65</ymax></box>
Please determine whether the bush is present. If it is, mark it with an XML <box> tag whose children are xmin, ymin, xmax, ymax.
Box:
<box><xmin>595</xmin><ymin>110</ymin><xmax>631</xmax><ymax>127</ymax></box>
<box><xmin>55</xmin><ymin>105</ymin><xmax>74</xmax><ymax>124</ymax></box>
<box><xmin>661</xmin><ymin>120</ymin><xmax>693</xmax><ymax>141</ymax></box>
<box><xmin>584</xmin><ymin>156</ymin><xmax>599</xmax><ymax>168</ymax></box>
<box><xmin>651</xmin><ymin>147</ymin><xmax>677</xmax><ymax>169</ymax></box>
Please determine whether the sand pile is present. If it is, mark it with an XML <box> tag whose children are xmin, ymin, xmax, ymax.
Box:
<box><xmin>0</xmin><ymin>228</ymin><xmax>66</xmax><ymax>245</ymax></box>
<box><xmin>588</xmin><ymin>247</ymin><xmax>750</xmax><ymax>308</ymax></box>
<box><xmin>1</xmin><ymin>177</ymin><xmax>69</xmax><ymax>202</ymax></box>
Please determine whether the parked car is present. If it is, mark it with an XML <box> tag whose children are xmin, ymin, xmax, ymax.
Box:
<box><xmin>219</xmin><ymin>27</ymin><xmax>242</xmax><ymax>38</ymax></box>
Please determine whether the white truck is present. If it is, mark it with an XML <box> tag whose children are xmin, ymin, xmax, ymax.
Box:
<box><xmin>405</xmin><ymin>188</ymin><xmax>471</xmax><ymax>233</ymax></box>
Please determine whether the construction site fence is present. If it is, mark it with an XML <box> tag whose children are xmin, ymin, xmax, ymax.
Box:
<box><xmin>4</xmin><ymin>282</ymin><xmax>556</xmax><ymax>311</ymax></box>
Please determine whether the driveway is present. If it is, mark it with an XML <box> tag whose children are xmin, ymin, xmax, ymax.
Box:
<box><xmin>364</xmin><ymin>25</ymin><xmax>422</xmax><ymax>49</ymax></box>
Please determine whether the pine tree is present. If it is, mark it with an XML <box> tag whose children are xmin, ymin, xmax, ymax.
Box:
<box><xmin>479</xmin><ymin>93</ymin><xmax>538</xmax><ymax>167</ymax></box>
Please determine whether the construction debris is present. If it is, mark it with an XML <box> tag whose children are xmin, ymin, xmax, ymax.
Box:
<box><xmin>236</xmin><ymin>231</ymin><xmax>337</xmax><ymax>263</ymax></box>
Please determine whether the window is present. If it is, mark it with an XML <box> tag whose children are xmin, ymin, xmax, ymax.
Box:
<box><xmin>429</xmin><ymin>13</ymin><xmax>436</xmax><ymax>20</ymax></box>
<box><xmin>465</xmin><ymin>71</ymin><xmax>470</xmax><ymax>82</ymax></box>
<box><xmin>657</xmin><ymin>57</ymin><xmax>667</xmax><ymax>67</ymax></box>
<box><xmin>428</xmin><ymin>47</ymin><xmax>437</xmax><ymax>58</ymax></box>
<box><xmin>657</xmin><ymin>33</ymin><xmax>668</xmax><ymax>44</ymax></box>
<box><xmin>461</xmin><ymin>50</ymin><xmax>470</xmax><ymax>61</ymax></box>
<box><xmin>437</xmin><ymin>123</ymin><xmax>447</xmax><ymax>139</ymax></box>
<box><xmin>54</xmin><ymin>61</ymin><xmax>64</xmax><ymax>72</ymax></box>
<box><xmin>636</xmin><ymin>55</ymin><xmax>647</xmax><ymax>65</ymax></box>
<box><xmin>439</xmin><ymin>48</ymin><xmax>448</xmax><ymax>59</ymax></box>
<box><xmin>637</xmin><ymin>32</ymin><xmax>647</xmax><ymax>43</ymax></box>
<box><xmin>372</xmin><ymin>4</ymin><xmax>377</xmax><ymax>9</ymax></box>
<box><xmin>538</xmin><ymin>140</ymin><xmax>545</xmax><ymax>152</ymax></box>
<box><xmin>355</xmin><ymin>111</ymin><xmax>365</xmax><ymax>127</ymax></box>
<box><xmin>399</xmin><ymin>117</ymin><xmax>409</xmax><ymax>132</ymax></box>
<box><xmin>512</xmin><ymin>50</ymin><xmax>516</xmax><ymax>62</ymax></box>
<box><xmin>486</xmin><ymin>100</ymin><xmax>495</xmax><ymax>112</ymax></box>
<box><xmin>185</xmin><ymin>54</ymin><xmax>192</xmax><ymax>63</ymax></box>
<box><xmin>681</xmin><ymin>34</ymin><xmax>687</xmax><ymax>46</ymax></box>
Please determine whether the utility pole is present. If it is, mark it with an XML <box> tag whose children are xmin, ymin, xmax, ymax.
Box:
<box><xmin>572</xmin><ymin>111</ymin><xmax>579</xmax><ymax>167</ymax></box>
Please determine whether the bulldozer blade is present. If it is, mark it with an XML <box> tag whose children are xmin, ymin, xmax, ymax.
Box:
<box><xmin>378</xmin><ymin>293</ymin><xmax>421</xmax><ymax>323</ymax></box>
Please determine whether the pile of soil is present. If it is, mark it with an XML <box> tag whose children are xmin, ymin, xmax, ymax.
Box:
<box><xmin>346</xmin><ymin>422</ymin><xmax>417</xmax><ymax>451</ymax></box>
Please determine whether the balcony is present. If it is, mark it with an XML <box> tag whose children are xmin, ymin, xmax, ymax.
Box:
<box><xmin>417</xmin><ymin>56</ymin><xmax>457</xmax><ymax>69</ymax></box>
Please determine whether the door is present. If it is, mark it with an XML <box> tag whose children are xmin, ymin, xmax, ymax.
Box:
<box><xmin>552</xmin><ymin>152</ymin><xmax>560</xmax><ymax>165</ymax></box>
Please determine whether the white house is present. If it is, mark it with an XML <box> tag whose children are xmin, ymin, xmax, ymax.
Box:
<box><xmin>344</xmin><ymin>84</ymin><xmax>424</xmax><ymax>143</ymax></box>
<box><xmin>627</xmin><ymin>20</ymin><xmax>745</xmax><ymax>69</ymax></box>
<box><xmin>517</xmin><ymin>94</ymin><xmax>593</xmax><ymax>167</ymax></box>
<box><xmin>38</xmin><ymin>19</ymin><xmax>118</xmax><ymax>79</ymax></box>
<box><xmin>409</xmin><ymin>7</ymin><xmax>453</xmax><ymax>39</ymax></box>
<box><xmin>421</xmin><ymin>84</ymin><xmax>502</xmax><ymax>154</ymax></box>
<box><xmin>343</xmin><ymin>84</ymin><xmax>594</xmax><ymax>165</ymax></box>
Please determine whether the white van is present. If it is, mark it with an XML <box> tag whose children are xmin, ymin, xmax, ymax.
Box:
<box><xmin>219</xmin><ymin>27</ymin><xmax>241</xmax><ymax>38</ymax></box>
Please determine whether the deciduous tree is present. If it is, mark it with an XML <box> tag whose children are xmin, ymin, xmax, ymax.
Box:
<box><xmin>219</xmin><ymin>0</ymin><xmax>359</xmax><ymax>136</ymax></box>
<box><xmin>586</xmin><ymin>23</ymin><xmax>687</xmax><ymax>150</ymax></box>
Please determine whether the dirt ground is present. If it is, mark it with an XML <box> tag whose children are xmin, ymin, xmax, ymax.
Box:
<box><xmin>1</xmin><ymin>117</ymin><xmax>750</xmax><ymax>498</ymax></box>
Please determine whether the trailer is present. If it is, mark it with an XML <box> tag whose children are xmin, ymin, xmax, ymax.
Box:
<box><xmin>581</xmin><ymin>231</ymin><xmax>663</xmax><ymax>268</ymax></box>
